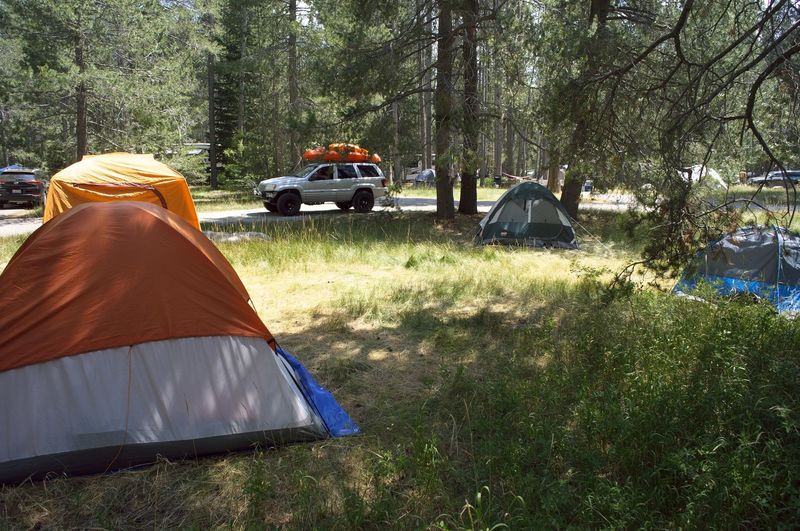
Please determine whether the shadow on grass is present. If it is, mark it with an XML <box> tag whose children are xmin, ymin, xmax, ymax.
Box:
<box><xmin>3</xmin><ymin>285</ymin><xmax>799</xmax><ymax>528</ymax></box>
<box><xmin>271</xmin><ymin>283</ymin><xmax>800</xmax><ymax>528</ymax></box>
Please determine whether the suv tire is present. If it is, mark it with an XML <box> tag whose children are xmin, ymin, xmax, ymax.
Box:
<box><xmin>277</xmin><ymin>192</ymin><xmax>301</xmax><ymax>216</ymax></box>
<box><xmin>264</xmin><ymin>201</ymin><xmax>278</xmax><ymax>213</ymax></box>
<box><xmin>335</xmin><ymin>201</ymin><xmax>352</xmax><ymax>211</ymax></box>
<box><xmin>352</xmin><ymin>190</ymin><xmax>374</xmax><ymax>213</ymax></box>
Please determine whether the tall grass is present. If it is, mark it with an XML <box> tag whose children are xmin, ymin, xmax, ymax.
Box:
<box><xmin>1</xmin><ymin>211</ymin><xmax>798</xmax><ymax>528</ymax></box>
<box><xmin>0</xmin><ymin>234</ymin><xmax>26</xmax><ymax>269</ymax></box>
<box><xmin>190</xmin><ymin>185</ymin><xmax>261</xmax><ymax>211</ymax></box>
<box><xmin>398</xmin><ymin>185</ymin><xmax>507</xmax><ymax>201</ymax></box>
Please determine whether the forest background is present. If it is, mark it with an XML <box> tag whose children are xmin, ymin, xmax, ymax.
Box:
<box><xmin>1</xmin><ymin>0</ymin><xmax>799</xmax><ymax>263</ymax></box>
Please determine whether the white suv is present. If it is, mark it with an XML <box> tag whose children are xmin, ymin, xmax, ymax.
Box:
<box><xmin>254</xmin><ymin>163</ymin><xmax>388</xmax><ymax>216</ymax></box>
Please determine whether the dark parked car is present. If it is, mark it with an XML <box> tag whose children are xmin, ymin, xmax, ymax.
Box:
<box><xmin>747</xmin><ymin>169</ymin><xmax>800</xmax><ymax>187</ymax></box>
<box><xmin>0</xmin><ymin>168</ymin><xmax>48</xmax><ymax>208</ymax></box>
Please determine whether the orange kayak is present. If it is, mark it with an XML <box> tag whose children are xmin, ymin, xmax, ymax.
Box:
<box><xmin>303</xmin><ymin>143</ymin><xmax>381</xmax><ymax>164</ymax></box>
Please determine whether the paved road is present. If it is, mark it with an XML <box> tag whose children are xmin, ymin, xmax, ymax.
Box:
<box><xmin>0</xmin><ymin>196</ymin><xmax>632</xmax><ymax>238</ymax></box>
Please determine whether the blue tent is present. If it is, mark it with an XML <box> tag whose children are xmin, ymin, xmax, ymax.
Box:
<box><xmin>673</xmin><ymin>225</ymin><xmax>800</xmax><ymax>313</ymax></box>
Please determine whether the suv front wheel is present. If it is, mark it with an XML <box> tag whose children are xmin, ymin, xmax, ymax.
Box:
<box><xmin>352</xmin><ymin>190</ymin><xmax>374</xmax><ymax>213</ymax></box>
<box><xmin>277</xmin><ymin>192</ymin><xmax>301</xmax><ymax>216</ymax></box>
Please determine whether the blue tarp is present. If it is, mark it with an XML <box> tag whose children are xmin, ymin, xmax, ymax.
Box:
<box><xmin>674</xmin><ymin>275</ymin><xmax>800</xmax><ymax>312</ymax></box>
<box><xmin>276</xmin><ymin>346</ymin><xmax>360</xmax><ymax>438</ymax></box>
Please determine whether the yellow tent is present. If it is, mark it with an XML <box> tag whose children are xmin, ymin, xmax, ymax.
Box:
<box><xmin>44</xmin><ymin>153</ymin><xmax>200</xmax><ymax>229</ymax></box>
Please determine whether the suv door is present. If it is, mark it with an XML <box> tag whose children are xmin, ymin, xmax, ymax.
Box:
<box><xmin>335</xmin><ymin>164</ymin><xmax>359</xmax><ymax>201</ymax></box>
<box><xmin>304</xmin><ymin>164</ymin><xmax>336</xmax><ymax>201</ymax></box>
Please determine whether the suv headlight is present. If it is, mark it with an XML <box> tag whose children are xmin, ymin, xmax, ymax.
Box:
<box><xmin>257</xmin><ymin>182</ymin><xmax>276</xmax><ymax>192</ymax></box>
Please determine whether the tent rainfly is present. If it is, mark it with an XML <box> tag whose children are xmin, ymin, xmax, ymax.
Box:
<box><xmin>44</xmin><ymin>152</ymin><xmax>200</xmax><ymax>229</ymax></box>
<box><xmin>476</xmin><ymin>182</ymin><xmax>578</xmax><ymax>249</ymax></box>
<box><xmin>673</xmin><ymin>225</ymin><xmax>800</xmax><ymax>313</ymax></box>
<box><xmin>0</xmin><ymin>202</ymin><xmax>358</xmax><ymax>483</ymax></box>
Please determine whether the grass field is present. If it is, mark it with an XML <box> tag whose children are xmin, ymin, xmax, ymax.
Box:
<box><xmin>191</xmin><ymin>186</ymin><xmax>262</xmax><ymax>211</ymax></box>
<box><xmin>1</xmin><ymin>211</ymin><xmax>799</xmax><ymax>528</ymax></box>
<box><xmin>395</xmin><ymin>185</ymin><xmax>508</xmax><ymax>202</ymax></box>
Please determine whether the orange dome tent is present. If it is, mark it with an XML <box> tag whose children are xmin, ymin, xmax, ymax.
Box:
<box><xmin>0</xmin><ymin>202</ymin><xmax>358</xmax><ymax>482</ymax></box>
<box><xmin>44</xmin><ymin>152</ymin><xmax>200</xmax><ymax>229</ymax></box>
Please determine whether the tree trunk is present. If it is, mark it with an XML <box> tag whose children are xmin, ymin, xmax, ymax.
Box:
<box><xmin>288</xmin><ymin>0</ymin><xmax>300</xmax><ymax>168</ymax></box>
<box><xmin>516</xmin><ymin>87</ymin><xmax>531</xmax><ymax>175</ymax></box>
<box><xmin>537</xmin><ymin>132</ymin><xmax>547</xmax><ymax>179</ymax></box>
<box><xmin>237</xmin><ymin>6</ymin><xmax>248</xmax><ymax>135</ymax></box>
<box><xmin>560</xmin><ymin>0</ymin><xmax>611</xmax><ymax>218</ymax></box>
<box><xmin>492</xmin><ymin>55</ymin><xmax>502</xmax><ymax>184</ymax></box>
<box><xmin>424</xmin><ymin>7</ymin><xmax>433</xmax><ymax>170</ymax></box>
<box><xmin>417</xmin><ymin>0</ymin><xmax>427</xmax><ymax>171</ymax></box>
<box><xmin>389</xmin><ymin>27</ymin><xmax>402</xmax><ymax>185</ymax></box>
<box><xmin>560</xmin><ymin>173</ymin><xmax>582</xmax><ymax>219</ymax></box>
<box><xmin>547</xmin><ymin>151</ymin><xmax>561</xmax><ymax>193</ymax></box>
<box><xmin>503</xmin><ymin>109</ymin><xmax>514</xmax><ymax>175</ymax></box>
<box><xmin>273</xmin><ymin>104</ymin><xmax>283</xmax><ymax>173</ymax></box>
<box><xmin>207</xmin><ymin>52</ymin><xmax>219</xmax><ymax>189</ymax></box>
<box><xmin>458</xmin><ymin>0</ymin><xmax>479</xmax><ymax>215</ymax></box>
<box><xmin>75</xmin><ymin>28</ymin><xmax>87</xmax><ymax>162</ymax></box>
<box><xmin>392</xmin><ymin>100</ymin><xmax>402</xmax><ymax>184</ymax></box>
<box><xmin>0</xmin><ymin>109</ymin><xmax>7</xmax><ymax>166</ymax></box>
<box><xmin>478</xmin><ymin>44</ymin><xmax>487</xmax><ymax>186</ymax></box>
<box><xmin>417</xmin><ymin>16</ymin><xmax>425</xmax><ymax>173</ymax></box>
<box><xmin>434</xmin><ymin>0</ymin><xmax>454</xmax><ymax>219</ymax></box>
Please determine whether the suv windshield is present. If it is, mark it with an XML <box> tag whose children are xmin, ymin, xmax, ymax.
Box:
<box><xmin>295</xmin><ymin>165</ymin><xmax>319</xmax><ymax>179</ymax></box>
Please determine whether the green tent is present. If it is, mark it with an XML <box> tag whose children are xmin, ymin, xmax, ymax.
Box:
<box><xmin>476</xmin><ymin>182</ymin><xmax>577</xmax><ymax>249</ymax></box>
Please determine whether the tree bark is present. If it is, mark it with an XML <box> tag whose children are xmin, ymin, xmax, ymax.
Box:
<box><xmin>392</xmin><ymin>100</ymin><xmax>402</xmax><ymax>184</ymax></box>
<box><xmin>434</xmin><ymin>0</ymin><xmax>454</xmax><ymax>219</ymax></box>
<box><xmin>547</xmin><ymin>151</ymin><xmax>561</xmax><ymax>193</ymax></box>
<box><xmin>0</xmin><ymin>109</ymin><xmax>7</xmax><ymax>166</ymax></box>
<box><xmin>537</xmin><ymin>132</ymin><xmax>546</xmax><ymax>179</ymax></box>
<box><xmin>560</xmin><ymin>173</ymin><xmax>583</xmax><ymax>219</ymax></box>
<box><xmin>207</xmin><ymin>52</ymin><xmax>219</xmax><ymax>189</ymax></box>
<box><xmin>390</xmin><ymin>26</ymin><xmax>402</xmax><ymax>185</ymax></box>
<box><xmin>424</xmin><ymin>6</ymin><xmax>433</xmax><ymax>170</ymax></box>
<box><xmin>458</xmin><ymin>0</ymin><xmax>479</xmax><ymax>214</ymax></box>
<box><xmin>503</xmin><ymin>108</ymin><xmax>514</xmax><ymax>175</ymax></box>
<box><xmin>237</xmin><ymin>6</ymin><xmax>248</xmax><ymax>135</ymax></box>
<box><xmin>288</xmin><ymin>0</ymin><xmax>300</xmax><ymax>169</ymax></box>
<box><xmin>492</xmin><ymin>55</ymin><xmax>502</xmax><ymax>184</ymax></box>
<box><xmin>479</xmin><ymin>48</ymin><xmax>488</xmax><ymax>187</ymax></box>
<box><xmin>75</xmin><ymin>27</ymin><xmax>87</xmax><ymax>162</ymax></box>
<box><xmin>517</xmin><ymin>87</ymin><xmax>531</xmax><ymax>175</ymax></box>
<box><xmin>273</xmin><ymin>96</ymin><xmax>283</xmax><ymax>173</ymax></box>
<box><xmin>417</xmin><ymin>10</ymin><xmax>425</xmax><ymax>173</ymax></box>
